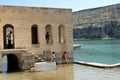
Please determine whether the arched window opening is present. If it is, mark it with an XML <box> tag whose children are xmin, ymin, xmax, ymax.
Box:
<box><xmin>2</xmin><ymin>54</ymin><xmax>20</xmax><ymax>72</ymax></box>
<box><xmin>59</xmin><ymin>25</ymin><xmax>65</xmax><ymax>43</ymax></box>
<box><xmin>3</xmin><ymin>24</ymin><xmax>14</xmax><ymax>49</ymax></box>
<box><xmin>45</xmin><ymin>25</ymin><xmax>53</xmax><ymax>44</ymax></box>
<box><xmin>31</xmin><ymin>25</ymin><xmax>38</xmax><ymax>44</ymax></box>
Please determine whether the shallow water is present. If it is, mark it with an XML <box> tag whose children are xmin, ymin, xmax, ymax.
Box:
<box><xmin>74</xmin><ymin>64</ymin><xmax>120</xmax><ymax>80</ymax></box>
<box><xmin>74</xmin><ymin>39</ymin><xmax>120</xmax><ymax>64</ymax></box>
<box><xmin>0</xmin><ymin>64</ymin><xmax>120</xmax><ymax>80</ymax></box>
<box><xmin>0</xmin><ymin>64</ymin><xmax>74</xmax><ymax>80</ymax></box>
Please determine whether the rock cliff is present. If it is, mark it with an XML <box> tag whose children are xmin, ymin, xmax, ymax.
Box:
<box><xmin>73</xmin><ymin>3</ymin><xmax>120</xmax><ymax>39</ymax></box>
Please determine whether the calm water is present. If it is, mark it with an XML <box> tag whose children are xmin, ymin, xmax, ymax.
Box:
<box><xmin>74</xmin><ymin>39</ymin><xmax>120</xmax><ymax>64</ymax></box>
<box><xmin>1</xmin><ymin>64</ymin><xmax>120</xmax><ymax>80</ymax></box>
<box><xmin>0</xmin><ymin>39</ymin><xmax>120</xmax><ymax>80</ymax></box>
<box><xmin>0</xmin><ymin>64</ymin><xmax>74</xmax><ymax>80</ymax></box>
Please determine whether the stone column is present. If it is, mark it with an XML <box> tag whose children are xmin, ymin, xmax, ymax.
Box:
<box><xmin>0</xmin><ymin>54</ymin><xmax>2</xmax><ymax>72</ymax></box>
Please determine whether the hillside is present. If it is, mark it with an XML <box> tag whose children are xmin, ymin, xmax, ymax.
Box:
<box><xmin>73</xmin><ymin>3</ymin><xmax>120</xmax><ymax>39</ymax></box>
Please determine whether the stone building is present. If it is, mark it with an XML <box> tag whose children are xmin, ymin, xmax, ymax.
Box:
<box><xmin>0</xmin><ymin>6</ymin><xmax>73</xmax><ymax>72</ymax></box>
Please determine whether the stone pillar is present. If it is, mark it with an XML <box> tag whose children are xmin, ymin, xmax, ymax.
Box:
<box><xmin>0</xmin><ymin>54</ymin><xmax>2</xmax><ymax>72</ymax></box>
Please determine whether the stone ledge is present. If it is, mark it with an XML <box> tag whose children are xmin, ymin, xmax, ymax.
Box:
<box><xmin>0</xmin><ymin>49</ymin><xmax>29</xmax><ymax>54</ymax></box>
<box><xmin>74</xmin><ymin>61</ymin><xmax>120</xmax><ymax>68</ymax></box>
<box><xmin>34</xmin><ymin>62</ymin><xmax>56</xmax><ymax>71</ymax></box>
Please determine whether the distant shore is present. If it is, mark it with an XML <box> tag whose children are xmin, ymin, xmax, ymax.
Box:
<box><xmin>73</xmin><ymin>37</ymin><xmax>116</xmax><ymax>40</ymax></box>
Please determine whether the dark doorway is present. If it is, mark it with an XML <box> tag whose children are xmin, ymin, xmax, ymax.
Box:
<box><xmin>3</xmin><ymin>24</ymin><xmax>14</xmax><ymax>49</ymax></box>
<box><xmin>31</xmin><ymin>25</ymin><xmax>38</xmax><ymax>44</ymax></box>
<box><xmin>7</xmin><ymin>54</ymin><xmax>20</xmax><ymax>72</ymax></box>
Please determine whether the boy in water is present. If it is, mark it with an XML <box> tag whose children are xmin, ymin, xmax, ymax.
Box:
<box><xmin>62</xmin><ymin>51</ymin><xmax>68</xmax><ymax>66</ymax></box>
<box><xmin>51</xmin><ymin>51</ymin><xmax>56</xmax><ymax>62</ymax></box>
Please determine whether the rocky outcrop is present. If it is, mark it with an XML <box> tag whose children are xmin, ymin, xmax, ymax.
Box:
<box><xmin>73</xmin><ymin>4</ymin><xmax>120</xmax><ymax>39</ymax></box>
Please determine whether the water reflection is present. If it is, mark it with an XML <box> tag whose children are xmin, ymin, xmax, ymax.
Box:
<box><xmin>0</xmin><ymin>64</ymin><xmax>74</xmax><ymax>80</ymax></box>
<box><xmin>0</xmin><ymin>64</ymin><xmax>120</xmax><ymax>80</ymax></box>
<box><xmin>74</xmin><ymin>64</ymin><xmax>120</xmax><ymax>80</ymax></box>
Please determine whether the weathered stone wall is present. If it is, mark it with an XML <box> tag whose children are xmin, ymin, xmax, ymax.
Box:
<box><xmin>0</xmin><ymin>6</ymin><xmax>73</xmax><ymax>63</ymax></box>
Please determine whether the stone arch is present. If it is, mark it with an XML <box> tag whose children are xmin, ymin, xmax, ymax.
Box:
<box><xmin>3</xmin><ymin>24</ymin><xmax>14</xmax><ymax>49</ymax></box>
<box><xmin>45</xmin><ymin>24</ymin><xmax>53</xmax><ymax>44</ymax></box>
<box><xmin>7</xmin><ymin>54</ymin><xmax>20</xmax><ymax>72</ymax></box>
<box><xmin>31</xmin><ymin>24</ymin><xmax>39</xmax><ymax>44</ymax></box>
<box><xmin>2</xmin><ymin>54</ymin><xmax>20</xmax><ymax>72</ymax></box>
<box><xmin>58</xmin><ymin>24</ymin><xmax>66</xmax><ymax>43</ymax></box>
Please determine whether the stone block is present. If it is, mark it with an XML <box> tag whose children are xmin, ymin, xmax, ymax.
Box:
<box><xmin>34</xmin><ymin>62</ymin><xmax>56</xmax><ymax>71</ymax></box>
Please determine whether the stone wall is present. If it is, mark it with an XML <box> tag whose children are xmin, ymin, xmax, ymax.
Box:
<box><xmin>0</xmin><ymin>6</ymin><xmax>73</xmax><ymax>63</ymax></box>
<box><xmin>0</xmin><ymin>49</ymin><xmax>35</xmax><ymax>72</ymax></box>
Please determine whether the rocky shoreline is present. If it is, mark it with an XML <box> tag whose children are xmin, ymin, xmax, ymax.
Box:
<box><xmin>73</xmin><ymin>3</ymin><xmax>120</xmax><ymax>39</ymax></box>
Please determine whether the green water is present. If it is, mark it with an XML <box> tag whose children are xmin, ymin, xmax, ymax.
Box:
<box><xmin>74</xmin><ymin>39</ymin><xmax>120</xmax><ymax>64</ymax></box>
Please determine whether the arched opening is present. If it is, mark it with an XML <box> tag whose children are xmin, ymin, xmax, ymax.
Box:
<box><xmin>3</xmin><ymin>24</ymin><xmax>14</xmax><ymax>49</ymax></box>
<box><xmin>7</xmin><ymin>54</ymin><xmax>20</xmax><ymax>72</ymax></box>
<box><xmin>58</xmin><ymin>25</ymin><xmax>65</xmax><ymax>43</ymax></box>
<box><xmin>31</xmin><ymin>24</ymin><xmax>39</xmax><ymax>44</ymax></box>
<box><xmin>45</xmin><ymin>24</ymin><xmax>53</xmax><ymax>44</ymax></box>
